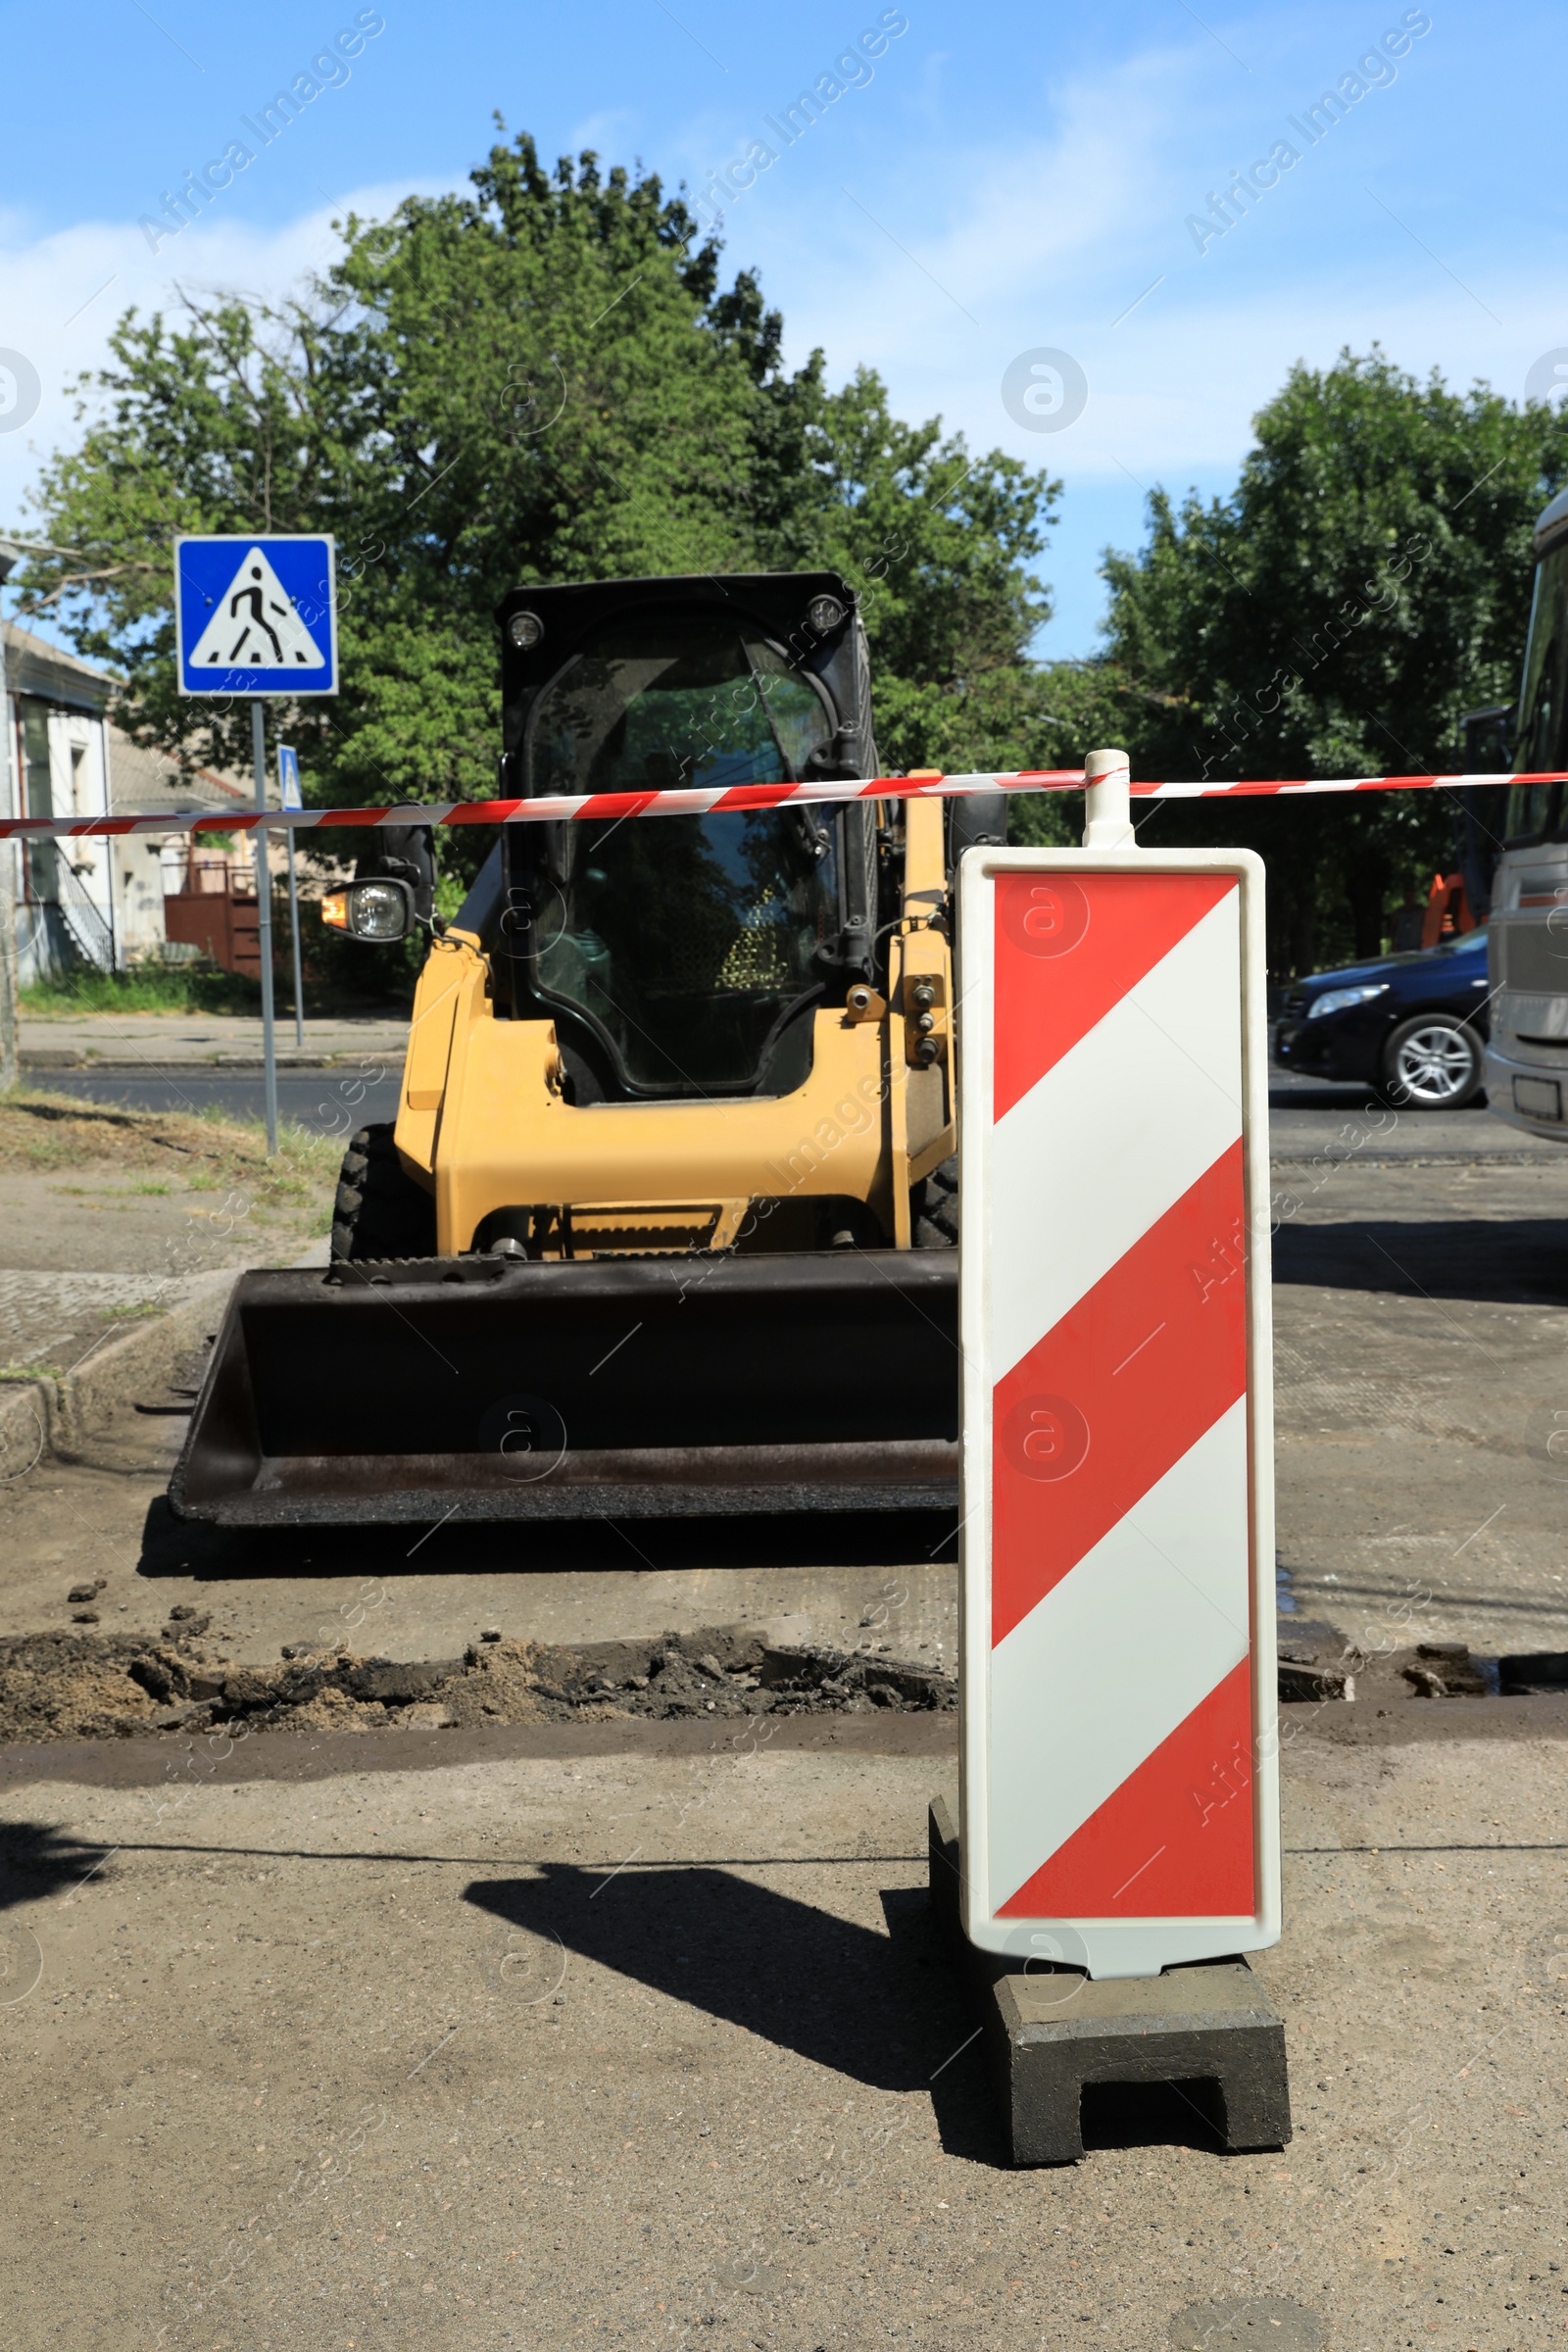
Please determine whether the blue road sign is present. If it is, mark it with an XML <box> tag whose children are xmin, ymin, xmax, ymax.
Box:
<box><xmin>175</xmin><ymin>534</ymin><xmax>337</xmax><ymax>697</ymax></box>
<box><xmin>278</xmin><ymin>746</ymin><xmax>303</xmax><ymax>810</ymax></box>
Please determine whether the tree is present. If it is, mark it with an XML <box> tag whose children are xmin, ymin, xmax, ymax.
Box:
<box><xmin>1092</xmin><ymin>349</ymin><xmax>1568</xmax><ymax>970</ymax></box>
<box><xmin>11</xmin><ymin>128</ymin><xmax>1058</xmax><ymax>864</ymax></box>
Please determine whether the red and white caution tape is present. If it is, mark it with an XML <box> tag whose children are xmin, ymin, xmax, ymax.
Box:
<box><xmin>0</xmin><ymin>767</ymin><xmax>1556</xmax><ymax>845</ymax></box>
<box><xmin>1126</xmin><ymin>769</ymin><xmax>1563</xmax><ymax>801</ymax></box>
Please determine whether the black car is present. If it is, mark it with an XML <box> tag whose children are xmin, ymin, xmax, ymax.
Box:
<box><xmin>1271</xmin><ymin>927</ymin><xmax>1492</xmax><ymax>1107</ymax></box>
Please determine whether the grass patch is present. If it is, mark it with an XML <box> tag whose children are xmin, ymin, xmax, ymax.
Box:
<box><xmin>20</xmin><ymin>964</ymin><xmax>410</xmax><ymax>1019</ymax></box>
<box><xmin>21</xmin><ymin>965</ymin><xmax>266</xmax><ymax>1016</ymax></box>
<box><xmin>0</xmin><ymin>1088</ymin><xmax>343</xmax><ymax>1224</ymax></box>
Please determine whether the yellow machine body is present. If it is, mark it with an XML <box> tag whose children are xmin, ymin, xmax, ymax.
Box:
<box><xmin>169</xmin><ymin>574</ymin><xmax>974</xmax><ymax>1529</ymax></box>
<box><xmin>392</xmin><ymin>800</ymin><xmax>955</xmax><ymax>1256</ymax></box>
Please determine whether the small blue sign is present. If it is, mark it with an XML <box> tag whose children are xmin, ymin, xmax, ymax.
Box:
<box><xmin>175</xmin><ymin>533</ymin><xmax>337</xmax><ymax>698</ymax></box>
<box><xmin>277</xmin><ymin>746</ymin><xmax>302</xmax><ymax>810</ymax></box>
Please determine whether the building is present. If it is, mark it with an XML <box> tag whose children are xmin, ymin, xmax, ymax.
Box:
<box><xmin>2</xmin><ymin>621</ymin><xmax>249</xmax><ymax>983</ymax></box>
<box><xmin>105</xmin><ymin>720</ymin><xmax>253</xmax><ymax>968</ymax></box>
<box><xmin>3</xmin><ymin>623</ymin><xmax>118</xmax><ymax>983</ymax></box>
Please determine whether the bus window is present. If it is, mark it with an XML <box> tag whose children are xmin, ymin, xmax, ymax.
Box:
<box><xmin>1511</xmin><ymin>541</ymin><xmax>1568</xmax><ymax>841</ymax></box>
<box><xmin>1505</xmin><ymin>778</ymin><xmax>1558</xmax><ymax>842</ymax></box>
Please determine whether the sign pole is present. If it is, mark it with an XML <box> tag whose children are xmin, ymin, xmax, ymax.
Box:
<box><xmin>250</xmin><ymin>701</ymin><xmax>279</xmax><ymax>1155</ymax></box>
<box><xmin>278</xmin><ymin>746</ymin><xmax>305</xmax><ymax>1050</ymax></box>
<box><xmin>284</xmin><ymin>830</ymin><xmax>304</xmax><ymax>1050</ymax></box>
<box><xmin>0</xmin><ymin>543</ymin><xmax>22</xmax><ymax>1096</ymax></box>
<box><xmin>173</xmin><ymin>533</ymin><xmax>335</xmax><ymax>1149</ymax></box>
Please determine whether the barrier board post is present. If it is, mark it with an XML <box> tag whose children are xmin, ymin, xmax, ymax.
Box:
<box><xmin>934</xmin><ymin>746</ymin><xmax>1290</xmax><ymax>2160</ymax></box>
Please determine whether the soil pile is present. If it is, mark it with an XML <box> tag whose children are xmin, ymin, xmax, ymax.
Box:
<box><xmin>0</xmin><ymin>1623</ymin><xmax>956</xmax><ymax>1744</ymax></box>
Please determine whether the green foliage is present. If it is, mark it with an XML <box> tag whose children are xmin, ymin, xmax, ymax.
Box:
<box><xmin>26</xmin><ymin>135</ymin><xmax>1552</xmax><ymax>986</ymax></box>
<box><xmin>14</xmin><ymin>125</ymin><xmax>1056</xmax><ymax>902</ymax></box>
<box><xmin>21</xmin><ymin>929</ymin><xmax>409</xmax><ymax>1018</ymax></box>
<box><xmin>779</xmin><ymin>366</ymin><xmax>1057</xmax><ymax>726</ymax></box>
<box><xmin>1096</xmin><ymin>348</ymin><xmax>1568</xmax><ymax>969</ymax></box>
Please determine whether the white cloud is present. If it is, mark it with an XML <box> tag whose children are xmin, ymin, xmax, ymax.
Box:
<box><xmin>564</xmin><ymin>109</ymin><xmax>643</xmax><ymax>164</ymax></box>
<box><xmin>0</xmin><ymin>178</ymin><xmax>454</xmax><ymax>550</ymax></box>
<box><xmin>799</xmin><ymin>251</ymin><xmax>1563</xmax><ymax>490</ymax></box>
<box><xmin>4</xmin><ymin>16</ymin><xmax>1558</xmax><ymax>678</ymax></box>
<box><xmin>751</xmin><ymin>40</ymin><xmax>1557</xmax><ymax>490</ymax></box>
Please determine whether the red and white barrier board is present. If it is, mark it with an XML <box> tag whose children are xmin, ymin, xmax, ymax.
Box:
<box><xmin>957</xmin><ymin>847</ymin><xmax>1279</xmax><ymax>1978</ymax></box>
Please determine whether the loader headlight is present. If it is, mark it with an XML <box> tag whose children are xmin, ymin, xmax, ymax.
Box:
<box><xmin>321</xmin><ymin>877</ymin><xmax>414</xmax><ymax>943</ymax></box>
<box><xmin>508</xmin><ymin>610</ymin><xmax>544</xmax><ymax>650</ymax></box>
<box><xmin>807</xmin><ymin>594</ymin><xmax>844</xmax><ymax>634</ymax></box>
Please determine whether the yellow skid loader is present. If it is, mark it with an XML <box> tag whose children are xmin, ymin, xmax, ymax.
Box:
<box><xmin>172</xmin><ymin>572</ymin><xmax>1000</xmax><ymax>1526</ymax></box>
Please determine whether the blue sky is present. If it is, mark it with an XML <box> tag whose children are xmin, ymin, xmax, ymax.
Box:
<box><xmin>2</xmin><ymin>0</ymin><xmax>1564</xmax><ymax>659</ymax></box>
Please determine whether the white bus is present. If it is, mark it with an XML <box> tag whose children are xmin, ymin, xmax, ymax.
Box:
<box><xmin>1481</xmin><ymin>482</ymin><xmax>1568</xmax><ymax>1140</ymax></box>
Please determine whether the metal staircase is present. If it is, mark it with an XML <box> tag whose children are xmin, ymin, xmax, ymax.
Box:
<box><xmin>53</xmin><ymin>853</ymin><xmax>116</xmax><ymax>972</ymax></box>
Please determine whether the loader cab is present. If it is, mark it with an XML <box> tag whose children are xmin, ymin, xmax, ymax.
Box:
<box><xmin>486</xmin><ymin>572</ymin><xmax>883</xmax><ymax>1103</ymax></box>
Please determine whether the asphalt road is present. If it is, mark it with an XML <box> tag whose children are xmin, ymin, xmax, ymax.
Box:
<box><xmin>3</xmin><ymin>1064</ymin><xmax>1568</xmax><ymax>2347</ymax></box>
<box><xmin>33</xmin><ymin>1062</ymin><xmax>403</xmax><ymax>1138</ymax></box>
<box><xmin>0</xmin><ymin>1717</ymin><xmax>1562</xmax><ymax>2351</ymax></box>
<box><xmin>1264</xmin><ymin>1068</ymin><xmax>1553</xmax><ymax>1158</ymax></box>
<box><xmin>33</xmin><ymin>1058</ymin><xmax>1568</xmax><ymax>1159</ymax></box>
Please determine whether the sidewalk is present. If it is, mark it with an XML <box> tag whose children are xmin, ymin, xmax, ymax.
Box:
<box><xmin>20</xmin><ymin>1010</ymin><xmax>409</xmax><ymax>1069</ymax></box>
<box><xmin>0</xmin><ymin>1713</ymin><xmax>1559</xmax><ymax>2347</ymax></box>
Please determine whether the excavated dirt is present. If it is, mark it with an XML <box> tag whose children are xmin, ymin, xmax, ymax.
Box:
<box><xmin>1274</xmin><ymin>1617</ymin><xmax>1507</xmax><ymax>1703</ymax></box>
<box><xmin>0</xmin><ymin>1621</ymin><xmax>956</xmax><ymax>1745</ymax></box>
<box><xmin>2</xmin><ymin>1609</ymin><xmax>1554</xmax><ymax>1748</ymax></box>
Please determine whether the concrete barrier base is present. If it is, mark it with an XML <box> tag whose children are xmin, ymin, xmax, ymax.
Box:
<box><xmin>927</xmin><ymin>1796</ymin><xmax>1292</xmax><ymax>2165</ymax></box>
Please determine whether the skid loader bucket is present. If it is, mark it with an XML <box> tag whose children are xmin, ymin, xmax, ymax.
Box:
<box><xmin>169</xmin><ymin>1251</ymin><xmax>959</xmax><ymax>1526</ymax></box>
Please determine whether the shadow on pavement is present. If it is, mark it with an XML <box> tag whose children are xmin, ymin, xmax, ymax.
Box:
<box><xmin>1267</xmin><ymin>1084</ymin><xmax>1392</xmax><ymax>1111</ymax></box>
<box><xmin>137</xmin><ymin>1495</ymin><xmax>959</xmax><ymax>1582</ymax></box>
<box><xmin>0</xmin><ymin>1822</ymin><xmax>113</xmax><ymax>1911</ymax></box>
<box><xmin>1079</xmin><ymin>2079</ymin><xmax>1226</xmax><ymax>2156</ymax></box>
<box><xmin>466</xmin><ymin>1863</ymin><xmax>1001</xmax><ymax>2161</ymax></box>
<box><xmin>1271</xmin><ymin>1216</ymin><xmax>1568</xmax><ymax>1304</ymax></box>
<box><xmin>1268</xmin><ymin>1082</ymin><xmax>1495</xmax><ymax>1116</ymax></box>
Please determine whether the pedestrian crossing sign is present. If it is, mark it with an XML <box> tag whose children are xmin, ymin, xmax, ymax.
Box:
<box><xmin>174</xmin><ymin>533</ymin><xmax>337</xmax><ymax>697</ymax></box>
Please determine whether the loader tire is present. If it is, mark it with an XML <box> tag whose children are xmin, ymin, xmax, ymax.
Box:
<box><xmin>330</xmin><ymin>1123</ymin><xmax>437</xmax><ymax>1262</ymax></box>
<box><xmin>911</xmin><ymin>1154</ymin><xmax>958</xmax><ymax>1248</ymax></box>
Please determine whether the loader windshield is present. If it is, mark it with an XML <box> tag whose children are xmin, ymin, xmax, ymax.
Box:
<box><xmin>523</xmin><ymin>620</ymin><xmax>842</xmax><ymax>1090</ymax></box>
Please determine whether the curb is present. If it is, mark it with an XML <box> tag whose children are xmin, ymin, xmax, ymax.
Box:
<box><xmin>0</xmin><ymin>1270</ymin><xmax>235</xmax><ymax>1475</ymax></box>
<box><xmin>0</xmin><ymin>1242</ymin><xmax>326</xmax><ymax>1479</ymax></box>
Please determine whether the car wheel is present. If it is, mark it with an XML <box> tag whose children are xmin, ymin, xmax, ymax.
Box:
<box><xmin>1380</xmin><ymin>1015</ymin><xmax>1484</xmax><ymax>1110</ymax></box>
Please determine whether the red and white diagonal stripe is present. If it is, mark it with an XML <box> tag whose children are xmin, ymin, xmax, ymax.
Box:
<box><xmin>976</xmin><ymin>868</ymin><xmax>1260</xmax><ymax>1937</ymax></box>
